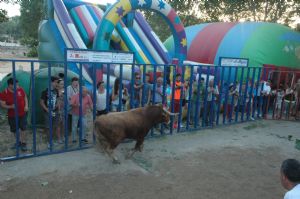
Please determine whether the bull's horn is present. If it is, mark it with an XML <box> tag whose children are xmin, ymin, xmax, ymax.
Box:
<box><xmin>163</xmin><ymin>108</ymin><xmax>178</xmax><ymax>116</ymax></box>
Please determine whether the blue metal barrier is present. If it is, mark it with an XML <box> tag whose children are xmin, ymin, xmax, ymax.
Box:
<box><xmin>2</xmin><ymin>58</ymin><xmax>297</xmax><ymax>161</ymax></box>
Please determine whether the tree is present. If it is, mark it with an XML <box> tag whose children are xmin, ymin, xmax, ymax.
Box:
<box><xmin>197</xmin><ymin>0</ymin><xmax>300</xmax><ymax>27</ymax></box>
<box><xmin>0</xmin><ymin>0</ymin><xmax>20</xmax><ymax>22</ymax></box>
<box><xmin>0</xmin><ymin>16</ymin><xmax>22</xmax><ymax>42</ymax></box>
<box><xmin>19</xmin><ymin>0</ymin><xmax>45</xmax><ymax>56</ymax></box>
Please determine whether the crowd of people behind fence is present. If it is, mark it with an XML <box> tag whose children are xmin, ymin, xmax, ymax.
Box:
<box><xmin>0</xmin><ymin>70</ymin><xmax>300</xmax><ymax>150</ymax></box>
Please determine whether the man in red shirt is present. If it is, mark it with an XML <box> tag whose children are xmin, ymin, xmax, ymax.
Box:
<box><xmin>0</xmin><ymin>78</ymin><xmax>28</xmax><ymax>151</ymax></box>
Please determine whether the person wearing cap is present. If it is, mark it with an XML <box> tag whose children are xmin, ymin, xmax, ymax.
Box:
<box><xmin>280</xmin><ymin>159</ymin><xmax>300</xmax><ymax>199</ymax></box>
<box><xmin>40</xmin><ymin>76</ymin><xmax>60</xmax><ymax>146</ymax></box>
<box><xmin>0</xmin><ymin>77</ymin><xmax>28</xmax><ymax>151</ymax></box>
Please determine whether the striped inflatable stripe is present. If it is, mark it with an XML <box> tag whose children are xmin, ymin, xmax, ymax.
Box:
<box><xmin>70</xmin><ymin>5</ymin><xmax>104</xmax><ymax>45</ymax></box>
<box><xmin>188</xmin><ymin>22</ymin><xmax>237</xmax><ymax>64</ymax></box>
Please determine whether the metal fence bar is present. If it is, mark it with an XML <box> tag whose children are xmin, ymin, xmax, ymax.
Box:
<box><xmin>235</xmin><ymin>67</ymin><xmax>244</xmax><ymax>122</ymax></box>
<box><xmin>31</xmin><ymin>62</ymin><xmax>37</xmax><ymax>155</ymax></box>
<box><xmin>194</xmin><ymin>65</ymin><xmax>203</xmax><ymax>128</ymax></box>
<box><xmin>229</xmin><ymin>67</ymin><xmax>238</xmax><ymax>123</ymax></box>
<box><xmin>216</xmin><ymin>66</ymin><xmax>225</xmax><ymax>125</ymax></box>
<box><xmin>241</xmin><ymin>67</ymin><xmax>250</xmax><ymax>121</ymax></box>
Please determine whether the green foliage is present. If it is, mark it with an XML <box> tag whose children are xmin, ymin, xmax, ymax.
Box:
<box><xmin>20</xmin><ymin>36</ymin><xmax>38</xmax><ymax>57</ymax></box>
<box><xmin>144</xmin><ymin>0</ymin><xmax>299</xmax><ymax>40</ymax></box>
<box><xmin>0</xmin><ymin>16</ymin><xmax>22</xmax><ymax>41</ymax></box>
<box><xmin>0</xmin><ymin>9</ymin><xmax>8</xmax><ymax>23</ymax></box>
<box><xmin>19</xmin><ymin>0</ymin><xmax>45</xmax><ymax>57</ymax></box>
<box><xmin>0</xmin><ymin>0</ymin><xmax>20</xmax><ymax>22</ymax></box>
<box><xmin>197</xmin><ymin>0</ymin><xmax>300</xmax><ymax>26</ymax></box>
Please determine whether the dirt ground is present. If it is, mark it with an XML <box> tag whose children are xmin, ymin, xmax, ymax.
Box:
<box><xmin>0</xmin><ymin>120</ymin><xmax>299</xmax><ymax>199</ymax></box>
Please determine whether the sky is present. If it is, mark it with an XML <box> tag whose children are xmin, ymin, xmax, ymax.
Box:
<box><xmin>0</xmin><ymin>0</ymin><xmax>117</xmax><ymax>17</ymax></box>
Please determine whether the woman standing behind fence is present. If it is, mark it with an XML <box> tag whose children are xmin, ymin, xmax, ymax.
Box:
<box><xmin>111</xmin><ymin>78</ymin><xmax>128</xmax><ymax>112</ymax></box>
<box><xmin>96</xmin><ymin>81</ymin><xmax>108</xmax><ymax>116</ymax></box>
<box><xmin>70</xmin><ymin>86</ymin><xmax>93</xmax><ymax>143</ymax></box>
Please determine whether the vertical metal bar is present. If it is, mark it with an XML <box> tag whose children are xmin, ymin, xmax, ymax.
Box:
<box><xmin>229</xmin><ymin>67</ymin><xmax>238</xmax><ymax>123</ymax></box>
<box><xmin>258</xmin><ymin>67</ymin><xmax>267</xmax><ymax>118</ymax></box>
<box><xmin>252</xmin><ymin>68</ymin><xmax>261</xmax><ymax>118</ymax></box>
<box><xmin>161</xmin><ymin>64</ymin><xmax>167</xmax><ymax>135</ymax></box>
<box><xmin>247</xmin><ymin>67</ymin><xmax>256</xmax><ymax>120</ymax></box>
<box><xmin>194</xmin><ymin>65</ymin><xmax>203</xmax><ymax>128</ymax></box>
<box><xmin>186</xmin><ymin>65</ymin><xmax>194</xmax><ymax>130</ymax></box>
<box><xmin>222</xmin><ymin>66</ymin><xmax>232</xmax><ymax>124</ymax></box>
<box><xmin>151</xmin><ymin>64</ymin><xmax>157</xmax><ymax>136</ymax></box>
<box><xmin>202</xmin><ymin>66</ymin><xmax>210</xmax><ymax>127</ymax></box>
<box><xmin>63</xmin><ymin>59</ymin><xmax>68</xmax><ymax>150</ymax></box>
<box><xmin>170</xmin><ymin>66</ymin><xmax>176</xmax><ymax>134</ymax></box>
<box><xmin>119</xmin><ymin>64</ymin><xmax>124</xmax><ymax>111</ymax></box>
<box><xmin>235</xmin><ymin>67</ymin><xmax>244</xmax><ymax>122</ymax></box>
<box><xmin>130</xmin><ymin>64</ymin><xmax>134</xmax><ymax>110</ymax></box>
<box><xmin>272</xmin><ymin>70</ymin><xmax>279</xmax><ymax>119</ymax></box>
<box><xmin>143</xmin><ymin>64</ymin><xmax>147</xmax><ymax>107</ymax></box>
<box><xmin>210</xmin><ymin>66</ymin><xmax>218</xmax><ymax>126</ymax></box>
<box><xmin>79</xmin><ymin>63</ymin><xmax>83</xmax><ymax>148</ymax></box>
<box><xmin>152</xmin><ymin>65</ymin><xmax>157</xmax><ymax>106</ymax></box>
<box><xmin>92</xmin><ymin>64</ymin><xmax>97</xmax><ymax>143</ymax></box>
<box><xmin>177</xmin><ymin>66</ymin><xmax>185</xmax><ymax>132</ymax></box>
<box><xmin>31</xmin><ymin>62</ymin><xmax>37</xmax><ymax>155</ymax></box>
<box><xmin>48</xmin><ymin>62</ymin><xmax>53</xmax><ymax>152</ymax></box>
<box><xmin>216</xmin><ymin>66</ymin><xmax>225</xmax><ymax>125</ymax></box>
<box><xmin>106</xmin><ymin>64</ymin><xmax>110</xmax><ymax>112</ymax></box>
<box><xmin>12</xmin><ymin>61</ymin><xmax>20</xmax><ymax>157</ymax></box>
<box><xmin>241</xmin><ymin>67</ymin><xmax>250</xmax><ymax>121</ymax></box>
<box><xmin>141</xmin><ymin>64</ymin><xmax>146</xmax><ymax>107</ymax></box>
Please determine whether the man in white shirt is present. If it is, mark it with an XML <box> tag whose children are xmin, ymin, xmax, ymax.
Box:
<box><xmin>280</xmin><ymin>159</ymin><xmax>300</xmax><ymax>199</ymax></box>
<box><xmin>261</xmin><ymin>80</ymin><xmax>271</xmax><ymax>117</ymax></box>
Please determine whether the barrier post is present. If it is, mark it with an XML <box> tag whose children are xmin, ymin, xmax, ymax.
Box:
<box><xmin>31</xmin><ymin>62</ymin><xmax>37</xmax><ymax>154</ymax></box>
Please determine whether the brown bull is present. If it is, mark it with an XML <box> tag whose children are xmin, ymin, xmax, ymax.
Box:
<box><xmin>94</xmin><ymin>105</ymin><xmax>176</xmax><ymax>164</ymax></box>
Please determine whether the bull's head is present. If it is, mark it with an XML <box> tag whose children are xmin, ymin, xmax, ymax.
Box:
<box><xmin>162</xmin><ymin>107</ymin><xmax>178</xmax><ymax>124</ymax></box>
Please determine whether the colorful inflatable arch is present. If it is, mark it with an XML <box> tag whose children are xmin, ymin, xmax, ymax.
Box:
<box><xmin>164</xmin><ymin>22</ymin><xmax>300</xmax><ymax>69</ymax></box>
<box><xmin>93</xmin><ymin>0</ymin><xmax>187</xmax><ymax>63</ymax></box>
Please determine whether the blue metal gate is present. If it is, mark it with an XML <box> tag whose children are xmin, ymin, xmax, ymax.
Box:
<box><xmin>0</xmin><ymin>58</ymin><xmax>299</xmax><ymax>161</ymax></box>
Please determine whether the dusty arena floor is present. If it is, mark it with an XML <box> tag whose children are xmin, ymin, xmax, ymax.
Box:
<box><xmin>0</xmin><ymin>120</ymin><xmax>299</xmax><ymax>199</ymax></box>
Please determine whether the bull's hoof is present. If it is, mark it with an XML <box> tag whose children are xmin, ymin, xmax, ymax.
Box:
<box><xmin>112</xmin><ymin>159</ymin><xmax>121</xmax><ymax>164</ymax></box>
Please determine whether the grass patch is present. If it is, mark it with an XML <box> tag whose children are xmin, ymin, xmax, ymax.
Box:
<box><xmin>243</xmin><ymin>123</ymin><xmax>258</xmax><ymax>130</ymax></box>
